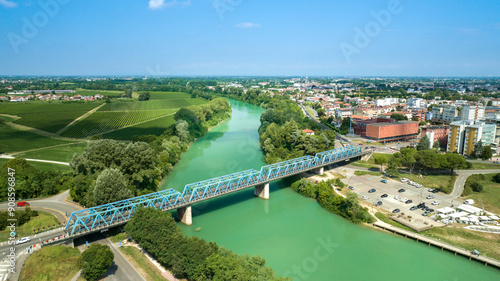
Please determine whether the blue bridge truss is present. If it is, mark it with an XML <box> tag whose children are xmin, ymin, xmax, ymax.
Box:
<box><xmin>65</xmin><ymin>145</ymin><xmax>366</xmax><ymax>236</ymax></box>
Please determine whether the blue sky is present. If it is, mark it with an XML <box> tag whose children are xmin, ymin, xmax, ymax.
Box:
<box><xmin>0</xmin><ymin>0</ymin><xmax>499</xmax><ymax>76</ymax></box>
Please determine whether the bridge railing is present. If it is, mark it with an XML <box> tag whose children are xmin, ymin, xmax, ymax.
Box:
<box><xmin>65</xmin><ymin>145</ymin><xmax>364</xmax><ymax>236</ymax></box>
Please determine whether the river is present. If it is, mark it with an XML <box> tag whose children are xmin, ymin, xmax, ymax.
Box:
<box><xmin>161</xmin><ymin>99</ymin><xmax>498</xmax><ymax>280</ymax></box>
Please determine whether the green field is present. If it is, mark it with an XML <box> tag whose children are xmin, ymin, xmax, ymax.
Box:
<box><xmin>73</xmin><ymin>89</ymin><xmax>124</xmax><ymax>97</ymax></box>
<box><xmin>0</xmin><ymin>125</ymin><xmax>75</xmax><ymax>154</ymax></box>
<box><xmin>147</xmin><ymin>91</ymin><xmax>192</xmax><ymax>99</ymax></box>
<box><xmin>0</xmin><ymin>115</ymin><xmax>18</xmax><ymax>122</ymax></box>
<box><xmin>60</xmin><ymin>110</ymin><xmax>177</xmax><ymax>138</ymax></box>
<box><xmin>102</xmin><ymin>114</ymin><xmax>176</xmax><ymax>140</ymax></box>
<box><xmin>120</xmin><ymin>246</ymin><xmax>165</xmax><ymax>281</ymax></box>
<box><xmin>20</xmin><ymin>245</ymin><xmax>81</xmax><ymax>281</ymax></box>
<box><xmin>462</xmin><ymin>173</ymin><xmax>500</xmax><ymax>214</ymax></box>
<box><xmin>0</xmin><ymin>211</ymin><xmax>60</xmax><ymax>241</ymax></box>
<box><xmin>17</xmin><ymin>142</ymin><xmax>88</xmax><ymax>163</ymax></box>
<box><xmin>469</xmin><ymin>162</ymin><xmax>500</xmax><ymax>170</ymax></box>
<box><xmin>0</xmin><ymin>102</ymin><xmax>102</xmax><ymax>133</ymax></box>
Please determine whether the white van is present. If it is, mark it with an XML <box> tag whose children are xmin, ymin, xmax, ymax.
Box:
<box><xmin>464</xmin><ymin>199</ymin><xmax>475</xmax><ymax>205</ymax></box>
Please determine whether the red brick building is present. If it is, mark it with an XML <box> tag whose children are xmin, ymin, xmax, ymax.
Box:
<box><xmin>365</xmin><ymin>121</ymin><xmax>419</xmax><ymax>142</ymax></box>
<box><xmin>353</xmin><ymin>117</ymin><xmax>395</xmax><ymax>137</ymax></box>
<box><xmin>420</xmin><ymin>125</ymin><xmax>449</xmax><ymax>146</ymax></box>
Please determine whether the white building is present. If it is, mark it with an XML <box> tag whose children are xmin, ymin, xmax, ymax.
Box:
<box><xmin>407</xmin><ymin>98</ymin><xmax>424</xmax><ymax>108</ymax></box>
<box><xmin>335</xmin><ymin>108</ymin><xmax>352</xmax><ymax>119</ymax></box>
<box><xmin>461</xmin><ymin>105</ymin><xmax>485</xmax><ymax>121</ymax></box>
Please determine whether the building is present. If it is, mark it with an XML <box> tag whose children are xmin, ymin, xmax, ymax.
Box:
<box><xmin>431</xmin><ymin>105</ymin><xmax>459</xmax><ymax>124</ymax></box>
<box><xmin>302</xmin><ymin>129</ymin><xmax>315</xmax><ymax>136</ymax></box>
<box><xmin>447</xmin><ymin>121</ymin><xmax>497</xmax><ymax>156</ymax></box>
<box><xmin>334</xmin><ymin>108</ymin><xmax>352</xmax><ymax>119</ymax></box>
<box><xmin>365</xmin><ymin>121</ymin><xmax>419</xmax><ymax>143</ymax></box>
<box><xmin>420</xmin><ymin>125</ymin><xmax>449</xmax><ymax>147</ymax></box>
<box><xmin>407</xmin><ymin>98</ymin><xmax>424</xmax><ymax>108</ymax></box>
<box><xmin>463</xmin><ymin>122</ymin><xmax>496</xmax><ymax>156</ymax></box>
<box><xmin>460</xmin><ymin>105</ymin><xmax>485</xmax><ymax>121</ymax></box>
<box><xmin>353</xmin><ymin>117</ymin><xmax>395</xmax><ymax>137</ymax></box>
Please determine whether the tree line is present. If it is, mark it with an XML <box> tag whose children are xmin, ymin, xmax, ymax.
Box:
<box><xmin>125</xmin><ymin>207</ymin><xmax>290</xmax><ymax>281</ymax></box>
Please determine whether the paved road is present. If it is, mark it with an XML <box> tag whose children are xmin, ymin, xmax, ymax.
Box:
<box><xmin>81</xmin><ymin>233</ymin><xmax>146</xmax><ymax>281</ymax></box>
<box><xmin>451</xmin><ymin>169</ymin><xmax>500</xmax><ymax>198</ymax></box>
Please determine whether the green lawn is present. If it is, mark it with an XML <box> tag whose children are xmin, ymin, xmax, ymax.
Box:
<box><xmin>468</xmin><ymin>162</ymin><xmax>500</xmax><ymax>170</ymax></box>
<box><xmin>462</xmin><ymin>173</ymin><xmax>500</xmax><ymax>214</ymax></box>
<box><xmin>120</xmin><ymin>246</ymin><xmax>165</xmax><ymax>281</ymax></box>
<box><xmin>146</xmin><ymin>91</ymin><xmax>192</xmax><ymax>99</ymax></box>
<box><xmin>16</xmin><ymin>142</ymin><xmax>88</xmax><ymax>163</ymax></box>
<box><xmin>350</xmin><ymin>160</ymin><xmax>379</xmax><ymax>169</ymax></box>
<box><xmin>355</xmin><ymin>171</ymin><xmax>382</xmax><ymax>176</ymax></box>
<box><xmin>102</xmin><ymin>114</ymin><xmax>176</xmax><ymax>140</ymax></box>
<box><xmin>0</xmin><ymin>211</ymin><xmax>60</xmax><ymax>241</ymax></box>
<box><xmin>19</xmin><ymin>245</ymin><xmax>81</xmax><ymax>281</ymax></box>
<box><xmin>398</xmin><ymin>172</ymin><xmax>456</xmax><ymax>194</ymax></box>
<box><xmin>0</xmin><ymin>125</ymin><xmax>75</xmax><ymax>154</ymax></box>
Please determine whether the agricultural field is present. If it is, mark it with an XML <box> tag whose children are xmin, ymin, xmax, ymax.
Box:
<box><xmin>0</xmin><ymin>102</ymin><xmax>102</xmax><ymax>133</ymax></box>
<box><xmin>0</xmin><ymin>114</ymin><xmax>18</xmax><ymax>122</ymax></box>
<box><xmin>98</xmin><ymin>97</ymin><xmax>206</xmax><ymax>111</ymax></box>
<box><xmin>16</xmin><ymin>142</ymin><xmax>88</xmax><ymax>163</ymax></box>
<box><xmin>60</xmin><ymin>109</ymin><xmax>177</xmax><ymax>138</ymax></box>
<box><xmin>73</xmin><ymin>89</ymin><xmax>124</xmax><ymax>97</ymax></box>
<box><xmin>102</xmin><ymin>114</ymin><xmax>176</xmax><ymax>140</ymax></box>
<box><xmin>0</xmin><ymin>125</ymin><xmax>75</xmax><ymax>154</ymax></box>
<box><xmin>0</xmin><ymin>158</ymin><xmax>70</xmax><ymax>172</ymax></box>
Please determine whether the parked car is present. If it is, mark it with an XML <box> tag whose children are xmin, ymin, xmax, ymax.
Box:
<box><xmin>392</xmin><ymin>209</ymin><xmax>401</xmax><ymax>214</ymax></box>
<box><xmin>381</xmin><ymin>194</ymin><xmax>388</xmax><ymax>198</ymax></box>
<box><xmin>394</xmin><ymin>195</ymin><xmax>401</xmax><ymax>200</ymax></box>
<box><xmin>427</xmin><ymin>208</ymin><xmax>434</xmax><ymax>213</ymax></box>
<box><xmin>381</xmin><ymin>180</ymin><xmax>387</xmax><ymax>183</ymax></box>
<box><xmin>16</xmin><ymin>201</ymin><xmax>29</xmax><ymax>207</ymax></box>
<box><xmin>401</xmin><ymin>178</ymin><xmax>408</xmax><ymax>183</ymax></box>
<box><xmin>410</xmin><ymin>206</ymin><xmax>418</xmax><ymax>211</ymax></box>
<box><xmin>432</xmin><ymin>201</ymin><xmax>440</xmax><ymax>205</ymax></box>
<box><xmin>16</xmin><ymin>237</ymin><xmax>31</xmax><ymax>245</ymax></box>
<box><xmin>398</xmin><ymin>188</ymin><xmax>405</xmax><ymax>193</ymax></box>
<box><xmin>426</xmin><ymin>195</ymin><xmax>434</xmax><ymax>199</ymax></box>
<box><xmin>348</xmin><ymin>186</ymin><xmax>354</xmax><ymax>190</ymax></box>
<box><xmin>422</xmin><ymin>211</ymin><xmax>431</xmax><ymax>216</ymax></box>
<box><xmin>362</xmin><ymin>195</ymin><xmax>369</xmax><ymax>200</ymax></box>
<box><xmin>401</xmin><ymin>198</ymin><xmax>408</xmax><ymax>203</ymax></box>
<box><xmin>405</xmin><ymin>200</ymin><xmax>413</xmax><ymax>204</ymax></box>
<box><xmin>376</xmin><ymin>201</ymin><xmax>383</xmax><ymax>206</ymax></box>
<box><xmin>427</xmin><ymin>188</ymin><xmax>434</xmax><ymax>192</ymax></box>
<box><xmin>368</xmin><ymin>189</ymin><xmax>376</xmax><ymax>193</ymax></box>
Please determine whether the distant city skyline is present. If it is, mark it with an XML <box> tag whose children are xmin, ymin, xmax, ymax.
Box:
<box><xmin>0</xmin><ymin>0</ymin><xmax>499</xmax><ymax>76</ymax></box>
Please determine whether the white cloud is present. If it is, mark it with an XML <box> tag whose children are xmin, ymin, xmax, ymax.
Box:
<box><xmin>148</xmin><ymin>0</ymin><xmax>191</xmax><ymax>10</ymax></box>
<box><xmin>0</xmin><ymin>0</ymin><xmax>17</xmax><ymax>8</ymax></box>
<box><xmin>234</xmin><ymin>22</ymin><xmax>261</xmax><ymax>29</ymax></box>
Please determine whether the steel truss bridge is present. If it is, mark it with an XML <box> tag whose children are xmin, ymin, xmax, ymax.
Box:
<box><xmin>65</xmin><ymin>145</ymin><xmax>367</xmax><ymax>236</ymax></box>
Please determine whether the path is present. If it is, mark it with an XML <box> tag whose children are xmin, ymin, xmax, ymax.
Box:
<box><xmin>56</xmin><ymin>103</ymin><xmax>105</xmax><ymax>135</ymax></box>
<box><xmin>0</xmin><ymin>155</ymin><xmax>69</xmax><ymax>166</ymax></box>
<box><xmin>450</xmin><ymin>169</ymin><xmax>500</xmax><ymax>199</ymax></box>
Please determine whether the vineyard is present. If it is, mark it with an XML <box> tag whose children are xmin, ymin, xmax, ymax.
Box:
<box><xmin>60</xmin><ymin>109</ymin><xmax>177</xmax><ymax>138</ymax></box>
<box><xmin>0</xmin><ymin>102</ymin><xmax>102</xmax><ymax>133</ymax></box>
<box><xmin>102</xmin><ymin>114</ymin><xmax>176</xmax><ymax>140</ymax></box>
<box><xmin>98</xmin><ymin>97</ymin><xmax>206</xmax><ymax>111</ymax></box>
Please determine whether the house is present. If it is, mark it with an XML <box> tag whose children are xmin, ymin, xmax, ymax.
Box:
<box><xmin>302</xmin><ymin>129</ymin><xmax>315</xmax><ymax>136</ymax></box>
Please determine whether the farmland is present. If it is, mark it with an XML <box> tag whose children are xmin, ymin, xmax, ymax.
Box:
<box><xmin>98</xmin><ymin>97</ymin><xmax>206</xmax><ymax>111</ymax></box>
<box><xmin>60</xmin><ymin>109</ymin><xmax>177</xmax><ymax>138</ymax></box>
<box><xmin>16</xmin><ymin>142</ymin><xmax>88</xmax><ymax>163</ymax></box>
<box><xmin>0</xmin><ymin>102</ymin><xmax>102</xmax><ymax>133</ymax></box>
<box><xmin>0</xmin><ymin>125</ymin><xmax>75</xmax><ymax>154</ymax></box>
<box><xmin>102</xmin><ymin>114</ymin><xmax>176</xmax><ymax>140</ymax></box>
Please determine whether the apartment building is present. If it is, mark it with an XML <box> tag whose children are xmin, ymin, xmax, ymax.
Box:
<box><xmin>460</xmin><ymin>105</ymin><xmax>485</xmax><ymax>121</ymax></box>
<box><xmin>447</xmin><ymin>121</ymin><xmax>497</xmax><ymax>156</ymax></box>
<box><xmin>431</xmin><ymin>106</ymin><xmax>459</xmax><ymax>124</ymax></box>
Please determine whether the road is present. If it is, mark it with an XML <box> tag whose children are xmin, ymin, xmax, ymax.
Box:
<box><xmin>0</xmin><ymin>155</ymin><xmax>70</xmax><ymax>166</ymax></box>
<box><xmin>451</xmin><ymin>169</ymin><xmax>500</xmax><ymax>198</ymax></box>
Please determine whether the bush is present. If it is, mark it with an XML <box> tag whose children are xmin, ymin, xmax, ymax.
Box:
<box><xmin>470</xmin><ymin>182</ymin><xmax>484</xmax><ymax>192</ymax></box>
<box><xmin>493</xmin><ymin>173</ymin><xmax>500</xmax><ymax>183</ymax></box>
<box><xmin>461</xmin><ymin>186</ymin><xmax>473</xmax><ymax>196</ymax></box>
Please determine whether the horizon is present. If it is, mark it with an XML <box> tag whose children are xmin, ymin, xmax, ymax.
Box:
<box><xmin>1</xmin><ymin>0</ymin><xmax>499</xmax><ymax>76</ymax></box>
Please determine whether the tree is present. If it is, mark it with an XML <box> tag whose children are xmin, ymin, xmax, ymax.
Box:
<box><xmin>416</xmin><ymin>135</ymin><xmax>430</xmax><ymax>151</ymax></box>
<box><xmin>481</xmin><ymin>145</ymin><xmax>492</xmax><ymax>160</ymax></box>
<box><xmin>433</xmin><ymin>141</ymin><xmax>440</xmax><ymax>149</ymax></box>
<box><xmin>487</xmin><ymin>100</ymin><xmax>493</xmax><ymax>106</ymax></box>
<box><xmin>175</xmin><ymin>120</ymin><xmax>190</xmax><ymax>142</ymax></box>
<box><xmin>493</xmin><ymin>173</ymin><xmax>500</xmax><ymax>183</ymax></box>
<box><xmin>78</xmin><ymin>244</ymin><xmax>114</xmax><ymax>281</ymax></box>
<box><xmin>374</xmin><ymin>155</ymin><xmax>388</xmax><ymax>172</ymax></box>
<box><xmin>471</xmin><ymin>140</ymin><xmax>483</xmax><ymax>159</ymax></box>
<box><xmin>444</xmin><ymin>153</ymin><xmax>467</xmax><ymax>175</ymax></box>
<box><xmin>390</xmin><ymin>113</ymin><xmax>408</xmax><ymax>121</ymax></box>
<box><xmin>419</xmin><ymin>121</ymin><xmax>427</xmax><ymax>126</ymax></box>
<box><xmin>138</xmin><ymin>92</ymin><xmax>150</xmax><ymax>101</ymax></box>
<box><xmin>93</xmin><ymin>168</ymin><xmax>132</xmax><ymax>206</ymax></box>
<box><xmin>470</xmin><ymin>182</ymin><xmax>484</xmax><ymax>192</ymax></box>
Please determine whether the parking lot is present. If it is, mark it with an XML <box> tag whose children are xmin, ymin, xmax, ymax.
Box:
<box><xmin>343</xmin><ymin>174</ymin><xmax>457</xmax><ymax>225</ymax></box>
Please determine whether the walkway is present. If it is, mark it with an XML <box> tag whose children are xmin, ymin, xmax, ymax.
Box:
<box><xmin>0</xmin><ymin>155</ymin><xmax>69</xmax><ymax>166</ymax></box>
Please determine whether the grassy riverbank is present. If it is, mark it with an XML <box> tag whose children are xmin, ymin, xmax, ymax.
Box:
<box><xmin>20</xmin><ymin>245</ymin><xmax>81</xmax><ymax>281</ymax></box>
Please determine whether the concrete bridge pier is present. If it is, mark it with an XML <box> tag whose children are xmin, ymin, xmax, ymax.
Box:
<box><xmin>254</xmin><ymin>183</ymin><xmax>269</xmax><ymax>199</ymax></box>
<box><xmin>177</xmin><ymin>206</ymin><xmax>192</xmax><ymax>225</ymax></box>
<box><xmin>315</xmin><ymin>166</ymin><xmax>324</xmax><ymax>175</ymax></box>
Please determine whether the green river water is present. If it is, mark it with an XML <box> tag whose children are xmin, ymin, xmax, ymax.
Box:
<box><xmin>161</xmin><ymin>99</ymin><xmax>498</xmax><ymax>281</ymax></box>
